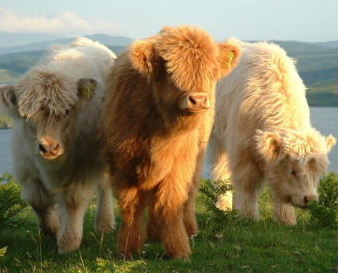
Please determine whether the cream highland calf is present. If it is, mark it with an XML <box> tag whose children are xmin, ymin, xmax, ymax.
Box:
<box><xmin>209</xmin><ymin>40</ymin><xmax>336</xmax><ymax>225</ymax></box>
<box><xmin>0</xmin><ymin>38</ymin><xmax>116</xmax><ymax>253</ymax></box>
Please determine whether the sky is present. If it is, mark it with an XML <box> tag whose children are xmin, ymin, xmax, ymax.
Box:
<box><xmin>0</xmin><ymin>0</ymin><xmax>337</xmax><ymax>42</ymax></box>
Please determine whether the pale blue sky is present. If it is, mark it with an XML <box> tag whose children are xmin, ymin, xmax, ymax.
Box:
<box><xmin>0</xmin><ymin>0</ymin><xmax>337</xmax><ymax>41</ymax></box>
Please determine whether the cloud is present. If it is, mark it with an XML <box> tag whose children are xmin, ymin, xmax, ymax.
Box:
<box><xmin>0</xmin><ymin>7</ymin><xmax>118</xmax><ymax>35</ymax></box>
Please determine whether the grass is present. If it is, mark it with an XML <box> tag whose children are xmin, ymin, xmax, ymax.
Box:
<box><xmin>0</xmin><ymin>112</ymin><xmax>12</xmax><ymax>129</ymax></box>
<box><xmin>306</xmin><ymin>81</ymin><xmax>338</xmax><ymax>107</ymax></box>
<box><xmin>0</xmin><ymin>174</ymin><xmax>337</xmax><ymax>273</ymax></box>
<box><xmin>0</xmin><ymin>69</ymin><xmax>17</xmax><ymax>84</ymax></box>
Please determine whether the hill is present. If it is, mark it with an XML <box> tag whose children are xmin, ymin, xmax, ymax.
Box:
<box><xmin>271</xmin><ymin>41</ymin><xmax>337</xmax><ymax>106</ymax></box>
<box><xmin>314</xmin><ymin>40</ymin><xmax>338</xmax><ymax>48</ymax></box>
<box><xmin>0</xmin><ymin>34</ymin><xmax>133</xmax><ymax>55</ymax></box>
<box><xmin>0</xmin><ymin>38</ymin><xmax>337</xmax><ymax>107</ymax></box>
<box><xmin>0</xmin><ymin>45</ymin><xmax>125</xmax><ymax>78</ymax></box>
<box><xmin>0</xmin><ymin>32</ymin><xmax>61</xmax><ymax>48</ymax></box>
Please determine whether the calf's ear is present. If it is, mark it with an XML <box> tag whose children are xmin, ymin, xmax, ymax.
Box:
<box><xmin>255</xmin><ymin>130</ymin><xmax>283</xmax><ymax>161</ymax></box>
<box><xmin>129</xmin><ymin>39</ymin><xmax>158</xmax><ymax>76</ymax></box>
<box><xmin>217</xmin><ymin>38</ymin><xmax>242</xmax><ymax>79</ymax></box>
<box><xmin>77</xmin><ymin>78</ymin><xmax>97</xmax><ymax>100</ymax></box>
<box><xmin>0</xmin><ymin>85</ymin><xmax>18</xmax><ymax>117</ymax></box>
<box><xmin>326</xmin><ymin>135</ymin><xmax>336</xmax><ymax>152</ymax></box>
<box><xmin>159</xmin><ymin>26</ymin><xmax>173</xmax><ymax>34</ymax></box>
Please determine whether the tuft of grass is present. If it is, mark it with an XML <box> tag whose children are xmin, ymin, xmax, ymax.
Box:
<box><xmin>308</xmin><ymin>173</ymin><xmax>338</xmax><ymax>226</ymax></box>
<box><xmin>199</xmin><ymin>179</ymin><xmax>238</xmax><ymax>229</ymax></box>
<box><xmin>0</xmin><ymin>246</ymin><xmax>7</xmax><ymax>257</ymax></box>
<box><xmin>0</xmin><ymin>173</ymin><xmax>28</xmax><ymax>229</ymax></box>
<box><xmin>0</xmin><ymin>111</ymin><xmax>13</xmax><ymax>129</ymax></box>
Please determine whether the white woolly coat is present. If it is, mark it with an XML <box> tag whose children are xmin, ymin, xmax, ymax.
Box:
<box><xmin>11</xmin><ymin>38</ymin><xmax>116</xmax><ymax>194</ymax></box>
<box><xmin>213</xmin><ymin>40</ymin><xmax>311</xmax><ymax>168</ymax></box>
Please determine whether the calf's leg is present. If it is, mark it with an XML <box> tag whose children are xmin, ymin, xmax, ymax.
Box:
<box><xmin>153</xmin><ymin>171</ymin><xmax>191</xmax><ymax>259</ymax></box>
<box><xmin>147</xmin><ymin>202</ymin><xmax>161</xmax><ymax>242</ymax></box>
<box><xmin>21</xmin><ymin>179</ymin><xmax>59</xmax><ymax>236</ymax></box>
<box><xmin>117</xmin><ymin>183</ymin><xmax>146</xmax><ymax>259</ymax></box>
<box><xmin>209</xmin><ymin>134</ymin><xmax>231</xmax><ymax>182</ymax></box>
<box><xmin>183</xmin><ymin>140</ymin><xmax>211</xmax><ymax>237</ymax></box>
<box><xmin>94</xmin><ymin>174</ymin><xmax>115</xmax><ymax>233</ymax></box>
<box><xmin>273</xmin><ymin>200</ymin><xmax>297</xmax><ymax>225</ymax></box>
<box><xmin>57</xmin><ymin>184</ymin><xmax>95</xmax><ymax>254</ymax></box>
<box><xmin>183</xmin><ymin>183</ymin><xmax>198</xmax><ymax>237</ymax></box>
<box><xmin>232</xmin><ymin>162</ymin><xmax>262</xmax><ymax>220</ymax></box>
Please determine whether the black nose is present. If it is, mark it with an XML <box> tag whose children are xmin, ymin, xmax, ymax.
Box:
<box><xmin>189</xmin><ymin>96</ymin><xmax>197</xmax><ymax>105</ymax></box>
<box><xmin>39</xmin><ymin>143</ymin><xmax>60</xmax><ymax>154</ymax></box>
<box><xmin>39</xmin><ymin>143</ymin><xmax>47</xmax><ymax>153</ymax></box>
<box><xmin>189</xmin><ymin>95</ymin><xmax>208</xmax><ymax>106</ymax></box>
<box><xmin>303</xmin><ymin>194</ymin><xmax>318</xmax><ymax>206</ymax></box>
<box><xmin>188</xmin><ymin>94</ymin><xmax>208</xmax><ymax>107</ymax></box>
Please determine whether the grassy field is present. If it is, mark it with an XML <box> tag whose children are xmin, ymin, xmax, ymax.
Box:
<box><xmin>307</xmin><ymin>81</ymin><xmax>338</xmax><ymax>107</ymax></box>
<box><xmin>0</xmin><ymin>174</ymin><xmax>337</xmax><ymax>273</ymax></box>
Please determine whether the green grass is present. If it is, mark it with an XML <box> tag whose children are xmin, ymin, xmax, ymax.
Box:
<box><xmin>0</xmin><ymin>112</ymin><xmax>13</xmax><ymax>129</ymax></box>
<box><xmin>0</xmin><ymin>69</ymin><xmax>17</xmax><ymax>84</ymax></box>
<box><xmin>307</xmin><ymin>81</ymin><xmax>338</xmax><ymax>107</ymax></box>
<box><xmin>0</xmin><ymin>175</ymin><xmax>337</xmax><ymax>273</ymax></box>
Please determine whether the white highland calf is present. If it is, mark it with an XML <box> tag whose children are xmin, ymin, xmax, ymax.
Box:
<box><xmin>209</xmin><ymin>40</ymin><xmax>336</xmax><ymax>225</ymax></box>
<box><xmin>0</xmin><ymin>38</ymin><xmax>116</xmax><ymax>253</ymax></box>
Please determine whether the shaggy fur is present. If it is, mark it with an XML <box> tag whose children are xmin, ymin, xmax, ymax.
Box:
<box><xmin>100</xmin><ymin>26</ymin><xmax>241</xmax><ymax>259</ymax></box>
<box><xmin>0</xmin><ymin>37</ymin><xmax>116</xmax><ymax>253</ymax></box>
<box><xmin>209</xmin><ymin>39</ymin><xmax>336</xmax><ymax>225</ymax></box>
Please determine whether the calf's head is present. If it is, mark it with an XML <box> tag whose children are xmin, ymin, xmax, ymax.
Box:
<box><xmin>255</xmin><ymin>129</ymin><xmax>336</xmax><ymax>207</ymax></box>
<box><xmin>0</xmin><ymin>71</ymin><xmax>97</xmax><ymax>160</ymax></box>
<box><xmin>129</xmin><ymin>26</ymin><xmax>241</xmax><ymax>119</ymax></box>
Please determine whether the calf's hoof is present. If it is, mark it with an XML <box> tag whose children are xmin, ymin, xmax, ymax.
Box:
<box><xmin>278</xmin><ymin>216</ymin><xmax>297</xmax><ymax>226</ymax></box>
<box><xmin>165</xmin><ymin>244</ymin><xmax>192</xmax><ymax>260</ymax></box>
<box><xmin>184</xmin><ymin>223</ymin><xmax>198</xmax><ymax>238</ymax></box>
<box><xmin>40</xmin><ymin>224</ymin><xmax>57</xmax><ymax>239</ymax></box>
<box><xmin>119</xmin><ymin>242</ymin><xmax>144</xmax><ymax>260</ymax></box>
<box><xmin>95</xmin><ymin>218</ymin><xmax>115</xmax><ymax>233</ymax></box>
<box><xmin>275</xmin><ymin>203</ymin><xmax>297</xmax><ymax>226</ymax></box>
<box><xmin>57</xmin><ymin>235</ymin><xmax>81</xmax><ymax>254</ymax></box>
<box><xmin>166</xmin><ymin>250</ymin><xmax>191</xmax><ymax>260</ymax></box>
<box><xmin>39</xmin><ymin>210</ymin><xmax>60</xmax><ymax>237</ymax></box>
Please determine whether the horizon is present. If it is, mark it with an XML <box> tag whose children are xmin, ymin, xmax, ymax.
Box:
<box><xmin>0</xmin><ymin>0</ymin><xmax>337</xmax><ymax>43</ymax></box>
<box><xmin>0</xmin><ymin>32</ymin><xmax>337</xmax><ymax>48</ymax></box>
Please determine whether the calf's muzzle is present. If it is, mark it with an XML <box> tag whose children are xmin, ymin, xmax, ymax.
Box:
<box><xmin>180</xmin><ymin>93</ymin><xmax>210</xmax><ymax>111</ymax></box>
<box><xmin>38</xmin><ymin>137</ymin><xmax>63</xmax><ymax>159</ymax></box>
<box><xmin>303</xmin><ymin>194</ymin><xmax>318</xmax><ymax>206</ymax></box>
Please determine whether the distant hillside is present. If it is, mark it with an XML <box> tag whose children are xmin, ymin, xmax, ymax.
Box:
<box><xmin>0</xmin><ymin>39</ymin><xmax>337</xmax><ymax>107</ymax></box>
<box><xmin>0</xmin><ymin>45</ymin><xmax>125</xmax><ymax>77</ymax></box>
<box><xmin>0</xmin><ymin>34</ymin><xmax>133</xmax><ymax>55</ymax></box>
<box><xmin>0</xmin><ymin>32</ymin><xmax>61</xmax><ymax>47</ymax></box>
<box><xmin>314</xmin><ymin>40</ymin><xmax>338</xmax><ymax>48</ymax></box>
<box><xmin>0</xmin><ymin>50</ymin><xmax>44</xmax><ymax>77</ymax></box>
<box><xmin>270</xmin><ymin>41</ymin><xmax>337</xmax><ymax>106</ymax></box>
<box><xmin>273</xmin><ymin>40</ymin><xmax>337</xmax><ymax>53</ymax></box>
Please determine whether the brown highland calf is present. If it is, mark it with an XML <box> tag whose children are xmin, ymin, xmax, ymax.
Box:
<box><xmin>100</xmin><ymin>26</ymin><xmax>241</xmax><ymax>259</ymax></box>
